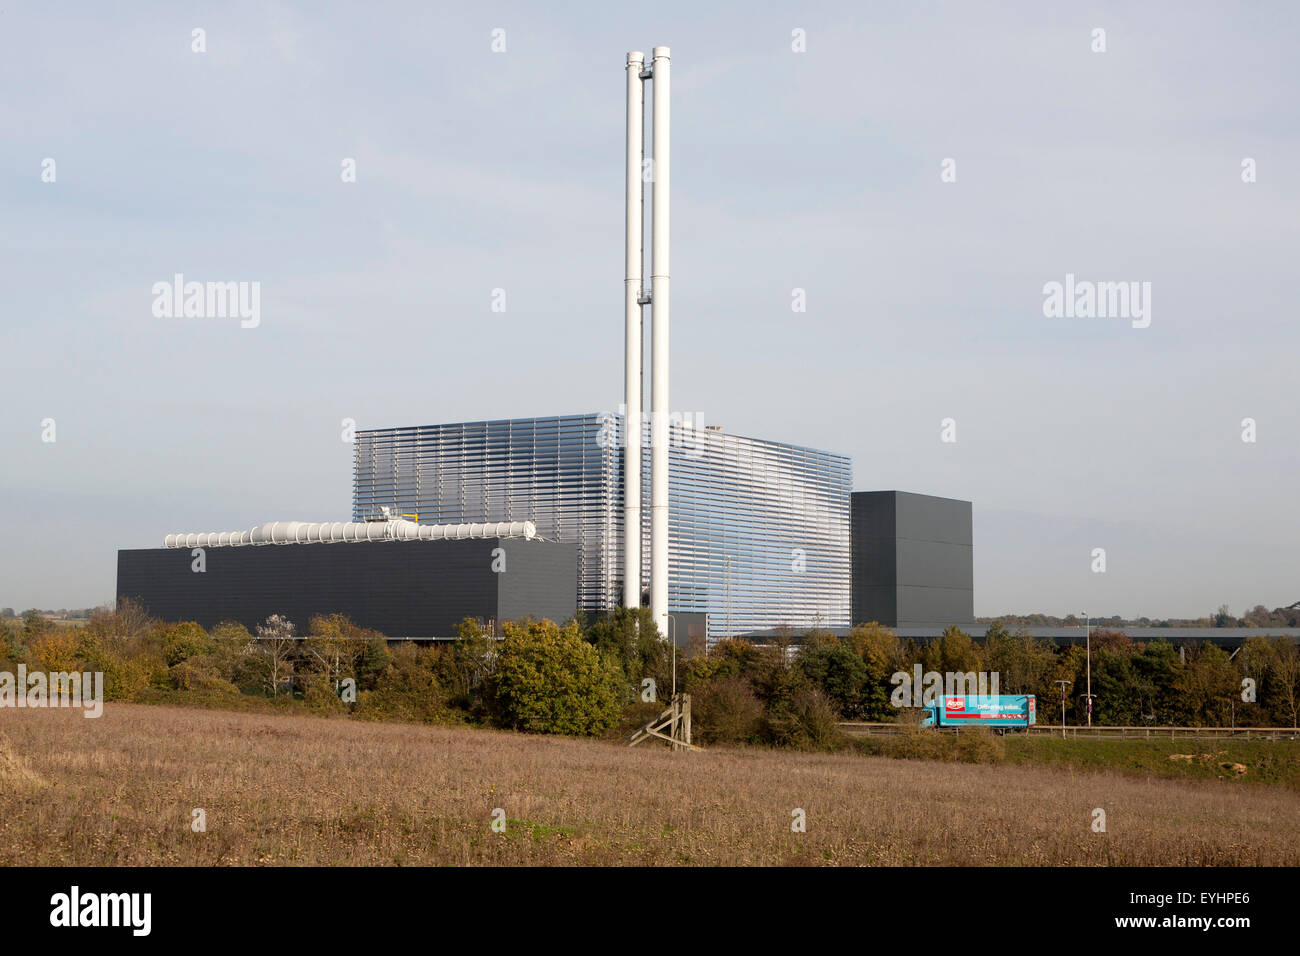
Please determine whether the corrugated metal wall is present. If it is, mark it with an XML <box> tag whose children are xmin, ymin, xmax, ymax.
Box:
<box><xmin>117</xmin><ymin>538</ymin><xmax>577</xmax><ymax>638</ymax></box>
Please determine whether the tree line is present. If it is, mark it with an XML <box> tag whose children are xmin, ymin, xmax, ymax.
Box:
<box><xmin>1</xmin><ymin>605</ymin><xmax>1296</xmax><ymax>747</ymax></box>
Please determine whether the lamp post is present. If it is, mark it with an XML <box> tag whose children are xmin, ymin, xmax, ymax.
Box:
<box><xmin>666</xmin><ymin>613</ymin><xmax>677</xmax><ymax>698</ymax></box>
<box><xmin>725</xmin><ymin>555</ymin><xmax>733</xmax><ymax>640</ymax></box>
<box><xmin>1054</xmin><ymin>679</ymin><xmax>1071</xmax><ymax>739</ymax></box>
<box><xmin>1081</xmin><ymin>612</ymin><xmax>1094</xmax><ymax>727</ymax></box>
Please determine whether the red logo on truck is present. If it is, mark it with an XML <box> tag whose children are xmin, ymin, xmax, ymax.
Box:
<box><xmin>946</xmin><ymin>697</ymin><xmax>964</xmax><ymax>710</ymax></box>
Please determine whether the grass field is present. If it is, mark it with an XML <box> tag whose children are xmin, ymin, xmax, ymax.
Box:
<box><xmin>1004</xmin><ymin>736</ymin><xmax>1300</xmax><ymax>787</ymax></box>
<box><xmin>2</xmin><ymin>702</ymin><xmax>1297</xmax><ymax>866</ymax></box>
<box><xmin>850</xmin><ymin>728</ymin><xmax>1300</xmax><ymax>787</ymax></box>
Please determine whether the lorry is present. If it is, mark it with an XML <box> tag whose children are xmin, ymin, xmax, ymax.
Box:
<box><xmin>920</xmin><ymin>695</ymin><xmax>1036</xmax><ymax>730</ymax></box>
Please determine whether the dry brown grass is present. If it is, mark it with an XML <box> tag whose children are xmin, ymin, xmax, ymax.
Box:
<box><xmin>1</xmin><ymin>702</ymin><xmax>1297</xmax><ymax>866</ymax></box>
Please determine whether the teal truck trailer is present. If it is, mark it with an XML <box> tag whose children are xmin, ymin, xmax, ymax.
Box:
<box><xmin>920</xmin><ymin>695</ymin><xmax>1036</xmax><ymax>729</ymax></box>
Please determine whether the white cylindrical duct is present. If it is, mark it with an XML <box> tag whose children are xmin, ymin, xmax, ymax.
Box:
<box><xmin>624</xmin><ymin>50</ymin><xmax>644</xmax><ymax>610</ymax></box>
<box><xmin>164</xmin><ymin>519</ymin><xmax>537</xmax><ymax>548</ymax></box>
<box><xmin>650</xmin><ymin>45</ymin><xmax>670</xmax><ymax>639</ymax></box>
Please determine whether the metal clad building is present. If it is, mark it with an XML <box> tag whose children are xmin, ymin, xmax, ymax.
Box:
<box><xmin>663</xmin><ymin>424</ymin><xmax>850</xmax><ymax>639</ymax></box>
<box><xmin>851</xmin><ymin>491</ymin><xmax>974</xmax><ymax>627</ymax></box>
<box><xmin>353</xmin><ymin>414</ymin><xmax>852</xmax><ymax>641</ymax></box>
<box><xmin>353</xmin><ymin>415</ymin><xmax>623</xmax><ymax>613</ymax></box>
<box><xmin>117</xmin><ymin>538</ymin><xmax>577</xmax><ymax>637</ymax></box>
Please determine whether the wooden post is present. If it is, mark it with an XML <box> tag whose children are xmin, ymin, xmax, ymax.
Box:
<box><xmin>628</xmin><ymin>693</ymin><xmax>700</xmax><ymax>751</ymax></box>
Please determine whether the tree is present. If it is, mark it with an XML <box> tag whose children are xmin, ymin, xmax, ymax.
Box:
<box><xmin>1133</xmin><ymin>640</ymin><xmax>1184</xmax><ymax>724</ymax></box>
<box><xmin>798</xmin><ymin>639</ymin><xmax>868</xmax><ymax>719</ymax></box>
<box><xmin>1051</xmin><ymin>645</ymin><xmax>1088</xmax><ymax>726</ymax></box>
<box><xmin>436</xmin><ymin>617</ymin><xmax>496</xmax><ymax>710</ymax></box>
<box><xmin>206</xmin><ymin>621</ymin><xmax>256</xmax><ymax>687</ymax></box>
<box><xmin>1175</xmin><ymin>643</ymin><xmax>1238</xmax><ymax>726</ymax></box>
<box><xmin>1238</xmin><ymin>636</ymin><xmax>1275</xmax><ymax>725</ymax></box>
<box><xmin>690</xmin><ymin>676</ymin><xmax>763</xmax><ymax>745</ymax></box>
<box><xmin>22</xmin><ymin>609</ymin><xmax>52</xmax><ymax>638</ymax></box>
<box><xmin>253</xmin><ymin>614</ymin><xmax>298</xmax><ymax>697</ymax></box>
<box><xmin>583</xmin><ymin>606</ymin><xmax>668</xmax><ymax>695</ymax></box>
<box><xmin>923</xmin><ymin>625</ymin><xmax>982</xmax><ymax>678</ymax></box>
<box><xmin>845</xmin><ymin>622</ymin><xmax>905</xmax><ymax>720</ymax></box>
<box><xmin>761</xmin><ymin>686</ymin><xmax>842</xmax><ymax>751</ymax></box>
<box><xmin>0</xmin><ymin>620</ymin><xmax>16</xmax><ymax>661</ymax></box>
<box><xmin>355</xmin><ymin>641</ymin><xmax>446</xmax><ymax>722</ymax></box>
<box><xmin>302</xmin><ymin>614</ymin><xmax>373</xmax><ymax>696</ymax></box>
<box><xmin>1092</xmin><ymin>645</ymin><xmax>1145</xmax><ymax>725</ymax></box>
<box><xmin>30</xmin><ymin>629</ymin><xmax>82</xmax><ymax>672</ymax></box>
<box><xmin>356</xmin><ymin>632</ymin><xmax>393</xmax><ymax>692</ymax></box>
<box><xmin>1270</xmin><ymin>638</ymin><xmax>1300</xmax><ymax>729</ymax></box>
<box><xmin>984</xmin><ymin>626</ymin><xmax>1056</xmax><ymax>699</ymax></box>
<box><xmin>493</xmin><ymin>619</ymin><xmax>622</xmax><ymax>735</ymax></box>
<box><xmin>162</xmin><ymin>621</ymin><xmax>213</xmax><ymax>666</ymax></box>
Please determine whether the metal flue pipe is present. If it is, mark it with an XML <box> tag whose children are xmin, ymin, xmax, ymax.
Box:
<box><xmin>623</xmin><ymin>50</ymin><xmax>644</xmax><ymax>611</ymax></box>
<box><xmin>649</xmin><ymin>45</ymin><xmax>671</xmax><ymax>639</ymax></box>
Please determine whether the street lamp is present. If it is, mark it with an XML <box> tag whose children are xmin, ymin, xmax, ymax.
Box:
<box><xmin>1081</xmin><ymin>612</ymin><xmax>1094</xmax><ymax>728</ymax></box>
<box><xmin>1054</xmin><ymin>679</ymin><xmax>1071</xmax><ymax>739</ymax></box>
<box><xmin>724</xmin><ymin>555</ymin><xmax>733</xmax><ymax>640</ymax></box>
<box><xmin>666</xmin><ymin>613</ymin><xmax>677</xmax><ymax>698</ymax></box>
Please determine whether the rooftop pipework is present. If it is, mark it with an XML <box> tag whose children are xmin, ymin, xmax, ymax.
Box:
<box><xmin>163</xmin><ymin>519</ymin><xmax>537</xmax><ymax>549</ymax></box>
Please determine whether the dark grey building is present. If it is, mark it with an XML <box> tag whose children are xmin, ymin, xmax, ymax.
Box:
<box><xmin>117</xmin><ymin>538</ymin><xmax>577</xmax><ymax>638</ymax></box>
<box><xmin>851</xmin><ymin>491</ymin><xmax>973</xmax><ymax>628</ymax></box>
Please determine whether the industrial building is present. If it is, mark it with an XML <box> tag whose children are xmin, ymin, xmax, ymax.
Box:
<box><xmin>353</xmin><ymin>414</ymin><xmax>853</xmax><ymax>642</ymax></box>
<box><xmin>113</xmin><ymin>45</ymin><xmax>977</xmax><ymax>643</ymax></box>
<box><xmin>116</xmin><ymin>418</ymin><xmax>971</xmax><ymax>641</ymax></box>
<box><xmin>117</xmin><ymin>521</ymin><xmax>576</xmax><ymax>637</ymax></box>
<box><xmin>851</xmin><ymin>491</ymin><xmax>974</xmax><ymax>628</ymax></box>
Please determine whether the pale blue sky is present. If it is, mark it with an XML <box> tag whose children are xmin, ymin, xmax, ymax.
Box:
<box><xmin>2</xmin><ymin>1</ymin><xmax>1297</xmax><ymax>617</ymax></box>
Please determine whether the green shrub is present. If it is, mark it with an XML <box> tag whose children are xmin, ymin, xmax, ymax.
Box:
<box><xmin>162</xmin><ymin>622</ymin><xmax>214</xmax><ymax>666</ymax></box>
<box><xmin>103</xmin><ymin>654</ymin><xmax>161</xmax><ymax>702</ymax></box>
<box><xmin>798</xmin><ymin>640</ymin><xmax>869</xmax><ymax>719</ymax></box>
<box><xmin>493</xmin><ymin>620</ymin><xmax>622</xmax><ymax>735</ymax></box>
<box><xmin>353</xmin><ymin>642</ymin><xmax>453</xmax><ymax>724</ymax></box>
<box><xmin>611</xmin><ymin>698</ymin><xmax>672</xmax><ymax>740</ymax></box>
<box><xmin>28</xmin><ymin>630</ymin><xmax>83</xmax><ymax>672</ymax></box>
<box><xmin>0</xmin><ymin>621</ymin><xmax>19</xmax><ymax>661</ymax></box>
<box><xmin>434</xmin><ymin>620</ymin><xmax>498</xmax><ymax>713</ymax></box>
<box><xmin>691</xmin><ymin>676</ymin><xmax>764</xmax><ymax>746</ymax></box>
<box><xmin>952</xmin><ymin>727</ymin><xmax>1006</xmax><ymax>764</ymax></box>
<box><xmin>762</xmin><ymin>687</ymin><xmax>844</xmax><ymax>751</ymax></box>
<box><xmin>168</xmin><ymin>660</ymin><xmax>239</xmax><ymax>695</ymax></box>
<box><xmin>853</xmin><ymin>724</ymin><xmax>1007</xmax><ymax>765</ymax></box>
<box><xmin>300</xmin><ymin>673</ymin><xmax>348</xmax><ymax>714</ymax></box>
<box><xmin>584</xmin><ymin>606</ymin><xmax>669</xmax><ymax>697</ymax></box>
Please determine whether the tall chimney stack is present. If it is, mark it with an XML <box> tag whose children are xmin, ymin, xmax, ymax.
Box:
<box><xmin>623</xmin><ymin>51</ymin><xmax>644</xmax><ymax>612</ymax></box>
<box><xmin>624</xmin><ymin>45</ymin><xmax>671</xmax><ymax>641</ymax></box>
<box><xmin>649</xmin><ymin>46</ymin><xmax>670</xmax><ymax>641</ymax></box>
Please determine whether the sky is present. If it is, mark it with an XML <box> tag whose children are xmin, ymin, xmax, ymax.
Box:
<box><xmin>2</xmin><ymin>1</ymin><xmax>1297</xmax><ymax>618</ymax></box>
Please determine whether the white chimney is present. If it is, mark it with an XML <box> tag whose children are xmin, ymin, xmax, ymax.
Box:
<box><xmin>649</xmin><ymin>46</ymin><xmax>670</xmax><ymax>640</ymax></box>
<box><xmin>623</xmin><ymin>50</ymin><xmax>644</xmax><ymax>612</ymax></box>
<box><xmin>623</xmin><ymin>45</ymin><xmax>671</xmax><ymax>640</ymax></box>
